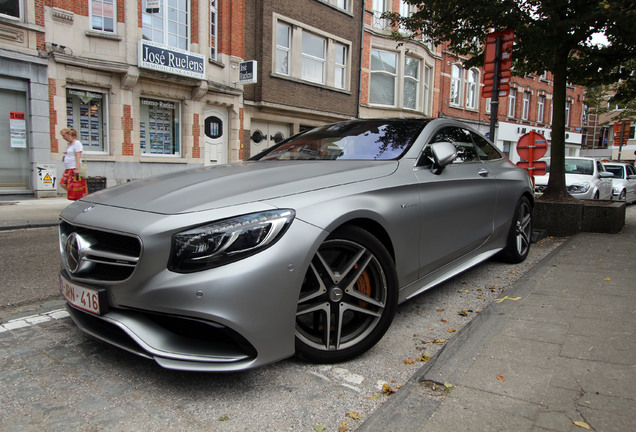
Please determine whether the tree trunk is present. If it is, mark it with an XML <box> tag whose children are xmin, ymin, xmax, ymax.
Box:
<box><xmin>541</xmin><ymin>47</ymin><xmax>576</xmax><ymax>201</ymax></box>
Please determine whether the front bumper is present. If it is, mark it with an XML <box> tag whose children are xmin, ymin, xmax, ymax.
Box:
<box><xmin>59</xmin><ymin>201</ymin><xmax>325</xmax><ymax>371</ymax></box>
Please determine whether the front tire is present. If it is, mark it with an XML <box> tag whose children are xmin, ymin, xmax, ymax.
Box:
<box><xmin>618</xmin><ymin>190</ymin><xmax>626</xmax><ymax>201</ymax></box>
<box><xmin>499</xmin><ymin>196</ymin><xmax>532</xmax><ymax>264</ymax></box>
<box><xmin>295</xmin><ymin>226</ymin><xmax>398</xmax><ymax>363</ymax></box>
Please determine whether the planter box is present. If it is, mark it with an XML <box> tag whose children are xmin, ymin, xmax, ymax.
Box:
<box><xmin>533</xmin><ymin>199</ymin><xmax>625</xmax><ymax>236</ymax></box>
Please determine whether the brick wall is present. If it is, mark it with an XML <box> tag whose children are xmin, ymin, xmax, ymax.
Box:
<box><xmin>122</xmin><ymin>105</ymin><xmax>133</xmax><ymax>156</ymax></box>
<box><xmin>48</xmin><ymin>78</ymin><xmax>58</xmax><ymax>153</ymax></box>
<box><xmin>192</xmin><ymin>113</ymin><xmax>200</xmax><ymax>158</ymax></box>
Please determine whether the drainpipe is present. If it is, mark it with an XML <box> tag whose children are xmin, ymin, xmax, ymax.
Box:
<box><xmin>357</xmin><ymin>0</ymin><xmax>365</xmax><ymax>119</ymax></box>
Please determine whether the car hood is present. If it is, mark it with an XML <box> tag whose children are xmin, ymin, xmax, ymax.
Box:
<box><xmin>81</xmin><ymin>160</ymin><xmax>398</xmax><ymax>214</ymax></box>
<box><xmin>534</xmin><ymin>173</ymin><xmax>593</xmax><ymax>186</ymax></box>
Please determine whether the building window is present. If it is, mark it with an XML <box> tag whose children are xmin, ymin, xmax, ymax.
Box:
<box><xmin>204</xmin><ymin>116</ymin><xmax>223</xmax><ymax>139</ymax></box>
<box><xmin>336</xmin><ymin>0</ymin><xmax>348</xmax><ymax>11</ymax></box>
<box><xmin>302</xmin><ymin>32</ymin><xmax>326</xmax><ymax>84</ymax></box>
<box><xmin>370</xmin><ymin>49</ymin><xmax>397</xmax><ymax>106</ymax></box>
<box><xmin>334</xmin><ymin>43</ymin><xmax>347</xmax><ymax>90</ymax></box>
<box><xmin>537</xmin><ymin>95</ymin><xmax>545</xmax><ymax>123</ymax></box>
<box><xmin>274</xmin><ymin>17</ymin><xmax>351</xmax><ymax>90</ymax></box>
<box><xmin>276</xmin><ymin>22</ymin><xmax>291</xmax><ymax>75</ymax></box>
<box><xmin>465</xmin><ymin>69</ymin><xmax>478</xmax><ymax>109</ymax></box>
<box><xmin>522</xmin><ymin>92</ymin><xmax>530</xmax><ymax>120</ymax></box>
<box><xmin>565</xmin><ymin>101</ymin><xmax>571</xmax><ymax>127</ymax></box>
<box><xmin>210</xmin><ymin>0</ymin><xmax>217</xmax><ymax>59</ymax></box>
<box><xmin>140</xmin><ymin>98</ymin><xmax>181</xmax><ymax>156</ymax></box>
<box><xmin>372</xmin><ymin>0</ymin><xmax>388</xmax><ymax>29</ymax></box>
<box><xmin>90</xmin><ymin>0</ymin><xmax>115</xmax><ymax>32</ymax></box>
<box><xmin>404</xmin><ymin>56</ymin><xmax>420</xmax><ymax>110</ymax></box>
<box><xmin>450</xmin><ymin>64</ymin><xmax>463</xmax><ymax>106</ymax></box>
<box><xmin>507</xmin><ymin>88</ymin><xmax>517</xmax><ymax>118</ymax></box>
<box><xmin>142</xmin><ymin>0</ymin><xmax>189</xmax><ymax>50</ymax></box>
<box><xmin>66</xmin><ymin>89</ymin><xmax>108</xmax><ymax>153</ymax></box>
<box><xmin>0</xmin><ymin>0</ymin><xmax>21</xmax><ymax>19</ymax></box>
<box><xmin>423</xmin><ymin>64</ymin><xmax>432</xmax><ymax>115</ymax></box>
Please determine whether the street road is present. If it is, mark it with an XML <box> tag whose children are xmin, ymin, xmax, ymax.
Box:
<box><xmin>0</xmin><ymin>227</ymin><xmax>61</xmax><ymax>309</ymax></box>
<box><xmin>0</xmin><ymin>226</ymin><xmax>563</xmax><ymax>432</ymax></box>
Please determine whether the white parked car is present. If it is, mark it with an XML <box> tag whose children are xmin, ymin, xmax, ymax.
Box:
<box><xmin>534</xmin><ymin>157</ymin><xmax>613</xmax><ymax>200</ymax></box>
<box><xmin>603</xmin><ymin>162</ymin><xmax>636</xmax><ymax>203</ymax></box>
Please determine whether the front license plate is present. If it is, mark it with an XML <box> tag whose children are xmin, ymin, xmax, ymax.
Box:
<box><xmin>60</xmin><ymin>275</ymin><xmax>102</xmax><ymax>315</ymax></box>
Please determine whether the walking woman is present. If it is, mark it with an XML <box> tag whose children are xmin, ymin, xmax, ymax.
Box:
<box><xmin>60</xmin><ymin>128</ymin><xmax>83</xmax><ymax>192</ymax></box>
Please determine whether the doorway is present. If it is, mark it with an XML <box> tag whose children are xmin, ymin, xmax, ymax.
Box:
<box><xmin>249</xmin><ymin>121</ymin><xmax>291</xmax><ymax>157</ymax></box>
<box><xmin>203</xmin><ymin>108</ymin><xmax>228</xmax><ymax>165</ymax></box>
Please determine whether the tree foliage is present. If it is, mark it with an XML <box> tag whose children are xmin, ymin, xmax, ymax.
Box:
<box><xmin>386</xmin><ymin>0</ymin><xmax>636</xmax><ymax>200</ymax></box>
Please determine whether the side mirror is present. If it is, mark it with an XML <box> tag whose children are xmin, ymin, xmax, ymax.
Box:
<box><xmin>600</xmin><ymin>172</ymin><xmax>614</xmax><ymax>178</ymax></box>
<box><xmin>429</xmin><ymin>142</ymin><xmax>457</xmax><ymax>174</ymax></box>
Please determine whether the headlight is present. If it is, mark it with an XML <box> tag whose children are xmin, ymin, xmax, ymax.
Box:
<box><xmin>169</xmin><ymin>210</ymin><xmax>295</xmax><ymax>273</ymax></box>
<box><xmin>567</xmin><ymin>183</ymin><xmax>590</xmax><ymax>194</ymax></box>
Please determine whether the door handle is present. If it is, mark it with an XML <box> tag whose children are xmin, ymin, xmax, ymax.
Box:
<box><xmin>478</xmin><ymin>168</ymin><xmax>489</xmax><ymax>177</ymax></box>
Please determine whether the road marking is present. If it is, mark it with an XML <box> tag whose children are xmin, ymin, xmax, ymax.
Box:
<box><xmin>494</xmin><ymin>296</ymin><xmax>522</xmax><ymax>303</ymax></box>
<box><xmin>0</xmin><ymin>309</ymin><xmax>69</xmax><ymax>332</ymax></box>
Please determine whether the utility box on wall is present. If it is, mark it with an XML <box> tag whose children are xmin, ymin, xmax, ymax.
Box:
<box><xmin>35</xmin><ymin>164</ymin><xmax>57</xmax><ymax>197</ymax></box>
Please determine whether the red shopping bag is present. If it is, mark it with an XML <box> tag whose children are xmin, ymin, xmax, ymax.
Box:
<box><xmin>67</xmin><ymin>175</ymin><xmax>88</xmax><ymax>200</ymax></box>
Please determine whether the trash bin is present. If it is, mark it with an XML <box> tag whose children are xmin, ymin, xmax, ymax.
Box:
<box><xmin>86</xmin><ymin>177</ymin><xmax>107</xmax><ymax>194</ymax></box>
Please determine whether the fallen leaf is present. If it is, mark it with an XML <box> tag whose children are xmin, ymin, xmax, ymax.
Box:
<box><xmin>436</xmin><ymin>308</ymin><xmax>445</xmax><ymax>312</ymax></box>
<box><xmin>314</xmin><ymin>425</ymin><xmax>326</xmax><ymax>431</ymax></box>
<box><xmin>458</xmin><ymin>310</ymin><xmax>469</xmax><ymax>316</ymax></box>
<box><xmin>448</xmin><ymin>328</ymin><xmax>457</xmax><ymax>333</ymax></box>
<box><xmin>441</xmin><ymin>318</ymin><xmax>448</xmax><ymax>323</ymax></box>
<box><xmin>382</xmin><ymin>384</ymin><xmax>396</xmax><ymax>396</ymax></box>
<box><xmin>404</xmin><ymin>358</ymin><xmax>415</xmax><ymax>364</ymax></box>
<box><xmin>420</xmin><ymin>354</ymin><xmax>430</xmax><ymax>362</ymax></box>
<box><xmin>218</xmin><ymin>416</ymin><xmax>229</xmax><ymax>421</ymax></box>
<box><xmin>443</xmin><ymin>382</ymin><xmax>453</xmax><ymax>389</ymax></box>
<box><xmin>604</xmin><ymin>277</ymin><xmax>611</xmax><ymax>281</ymax></box>
<box><xmin>338</xmin><ymin>427</ymin><xmax>350</xmax><ymax>432</ymax></box>
<box><xmin>497</xmin><ymin>375</ymin><xmax>505</xmax><ymax>382</ymax></box>
<box><xmin>368</xmin><ymin>393</ymin><xmax>381</xmax><ymax>400</ymax></box>
<box><xmin>347</xmin><ymin>412</ymin><xmax>362</xmax><ymax>420</ymax></box>
<box><xmin>573</xmin><ymin>421</ymin><xmax>591</xmax><ymax>430</ymax></box>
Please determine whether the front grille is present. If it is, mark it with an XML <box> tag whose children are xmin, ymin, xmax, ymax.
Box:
<box><xmin>60</xmin><ymin>220</ymin><xmax>142</xmax><ymax>282</ymax></box>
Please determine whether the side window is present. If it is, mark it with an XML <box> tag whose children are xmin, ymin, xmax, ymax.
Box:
<box><xmin>471</xmin><ymin>132</ymin><xmax>503</xmax><ymax>161</ymax></box>
<box><xmin>429</xmin><ymin>127</ymin><xmax>479</xmax><ymax>163</ymax></box>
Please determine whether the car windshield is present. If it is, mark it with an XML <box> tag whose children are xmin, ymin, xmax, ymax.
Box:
<box><xmin>604</xmin><ymin>165</ymin><xmax>624</xmax><ymax>179</ymax></box>
<box><xmin>256</xmin><ymin>119</ymin><xmax>428</xmax><ymax>161</ymax></box>
<box><xmin>561</xmin><ymin>159</ymin><xmax>594</xmax><ymax>175</ymax></box>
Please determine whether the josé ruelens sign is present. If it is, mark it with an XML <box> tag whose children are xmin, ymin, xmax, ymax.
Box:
<box><xmin>138</xmin><ymin>40</ymin><xmax>205</xmax><ymax>80</ymax></box>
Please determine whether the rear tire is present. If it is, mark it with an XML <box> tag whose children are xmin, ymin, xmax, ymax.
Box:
<box><xmin>499</xmin><ymin>196</ymin><xmax>532</xmax><ymax>264</ymax></box>
<box><xmin>295</xmin><ymin>226</ymin><xmax>398</xmax><ymax>363</ymax></box>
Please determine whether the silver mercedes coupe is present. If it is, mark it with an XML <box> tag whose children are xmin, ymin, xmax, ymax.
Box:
<box><xmin>59</xmin><ymin>118</ymin><xmax>534</xmax><ymax>371</ymax></box>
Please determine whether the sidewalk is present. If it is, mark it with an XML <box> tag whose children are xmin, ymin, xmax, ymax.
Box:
<box><xmin>360</xmin><ymin>205</ymin><xmax>635</xmax><ymax>432</ymax></box>
<box><xmin>0</xmin><ymin>196</ymin><xmax>70</xmax><ymax>230</ymax></box>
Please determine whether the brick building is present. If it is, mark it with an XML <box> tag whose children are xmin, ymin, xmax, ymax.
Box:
<box><xmin>242</xmin><ymin>0</ymin><xmax>363</xmax><ymax>157</ymax></box>
<box><xmin>0</xmin><ymin>0</ymin><xmax>589</xmax><ymax>197</ymax></box>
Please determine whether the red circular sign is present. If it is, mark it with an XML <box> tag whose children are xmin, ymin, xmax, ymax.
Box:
<box><xmin>517</xmin><ymin>131</ymin><xmax>548</xmax><ymax>162</ymax></box>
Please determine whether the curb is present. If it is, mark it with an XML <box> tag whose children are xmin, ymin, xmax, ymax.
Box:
<box><xmin>357</xmin><ymin>239</ymin><xmax>568</xmax><ymax>431</ymax></box>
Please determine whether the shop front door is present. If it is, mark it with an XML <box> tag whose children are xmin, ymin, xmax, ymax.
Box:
<box><xmin>0</xmin><ymin>88</ymin><xmax>29</xmax><ymax>192</ymax></box>
<box><xmin>249</xmin><ymin>121</ymin><xmax>291</xmax><ymax>157</ymax></box>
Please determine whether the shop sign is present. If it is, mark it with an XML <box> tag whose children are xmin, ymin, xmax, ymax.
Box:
<box><xmin>238</xmin><ymin>61</ymin><xmax>258</xmax><ymax>84</ymax></box>
<box><xmin>10</xmin><ymin>111</ymin><xmax>26</xmax><ymax>148</ymax></box>
<box><xmin>138</xmin><ymin>40</ymin><xmax>205</xmax><ymax>80</ymax></box>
